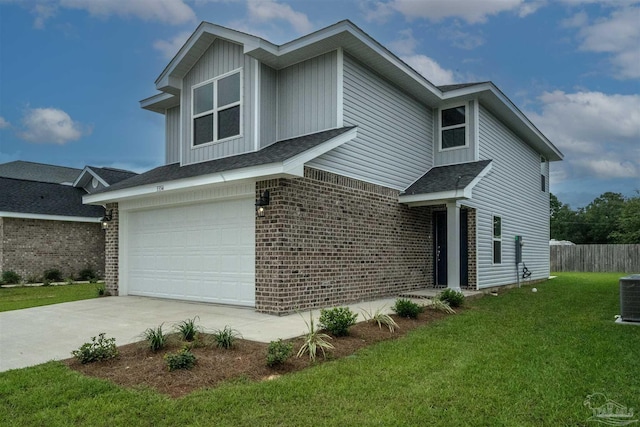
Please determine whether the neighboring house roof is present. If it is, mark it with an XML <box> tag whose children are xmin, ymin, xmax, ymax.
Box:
<box><xmin>0</xmin><ymin>177</ymin><xmax>104</xmax><ymax>220</ymax></box>
<box><xmin>85</xmin><ymin>127</ymin><xmax>358</xmax><ymax>204</ymax></box>
<box><xmin>399</xmin><ymin>160</ymin><xmax>493</xmax><ymax>206</ymax></box>
<box><xmin>0</xmin><ymin>160</ymin><xmax>82</xmax><ymax>185</ymax></box>
<box><xmin>549</xmin><ymin>239</ymin><xmax>576</xmax><ymax>246</ymax></box>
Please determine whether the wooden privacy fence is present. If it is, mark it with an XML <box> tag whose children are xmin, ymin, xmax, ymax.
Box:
<box><xmin>550</xmin><ymin>244</ymin><xmax>640</xmax><ymax>273</ymax></box>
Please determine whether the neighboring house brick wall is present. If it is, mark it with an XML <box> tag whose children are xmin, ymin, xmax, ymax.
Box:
<box><xmin>0</xmin><ymin>218</ymin><xmax>4</xmax><ymax>273</ymax></box>
<box><xmin>104</xmin><ymin>203</ymin><xmax>119</xmax><ymax>295</ymax></box>
<box><xmin>255</xmin><ymin>167</ymin><xmax>433</xmax><ymax>314</ymax></box>
<box><xmin>0</xmin><ymin>217</ymin><xmax>104</xmax><ymax>281</ymax></box>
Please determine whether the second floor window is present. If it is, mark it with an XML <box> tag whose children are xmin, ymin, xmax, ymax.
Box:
<box><xmin>192</xmin><ymin>70</ymin><xmax>241</xmax><ymax>146</ymax></box>
<box><xmin>440</xmin><ymin>105</ymin><xmax>466</xmax><ymax>150</ymax></box>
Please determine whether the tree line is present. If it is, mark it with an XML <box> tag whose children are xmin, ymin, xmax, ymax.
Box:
<box><xmin>550</xmin><ymin>191</ymin><xmax>640</xmax><ymax>244</ymax></box>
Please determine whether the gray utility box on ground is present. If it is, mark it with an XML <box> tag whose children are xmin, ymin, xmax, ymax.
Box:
<box><xmin>620</xmin><ymin>274</ymin><xmax>640</xmax><ymax>322</ymax></box>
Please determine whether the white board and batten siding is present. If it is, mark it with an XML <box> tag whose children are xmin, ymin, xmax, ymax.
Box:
<box><xmin>259</xmin><ymin>64</ymin><xmax>278</xmax><ymax>148</ymax></box>
<box><xmin>309</xmin><ymin>53</ymin><xmax>433</xmax><ymax>190</ymax></box>
<box><xmin>118</xmin><ymin>182</ymin><xmax>256</xmax><ymax>306</ymax></box>
<box><xmin>277</xmin><ymin>51</ymin><xmax>338</xmax><ymax>141</ymax></box>
<box><xmin>181</xmin><ymin>39</ymin><xmax>258</xmax><ymax>165</ymax></box>
<box><xmin>165</xmin><ymin>106</ymin><xmax>180</xmax><ymax>164</ymax></box>
<box><xmin>465</xmin><ymin>105</ymin><xmax>550</xmax><ymax>289</ymax></box>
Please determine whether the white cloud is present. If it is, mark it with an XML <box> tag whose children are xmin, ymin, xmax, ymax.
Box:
<box><xmin>153</xmin><ymin>31</ymin><xmax>192</xmax><ymax>59</ymax></box>
<box><xmin>439</xmin><ymin>26</ymin><xmax>485</xmax><ymax>50</ymax></box>
<box><xmin>246</xmin><ymin>0</ymin><xmax>313</xmax><ymax>34</ymax></box>
<box><xmin>370</xmin><ymin>0</ymin><xmax>536</xmax><ymax>24</ymax></box>
<box><xmin>387</xmin><ymin>29</ymin><xmax>457</xmax><ymax>85</ymax></box>
<box><xmin>32</xmin><ymin>3</ymin><xmax>57</xmax><ymax>29</ymax></box>
<box><xmin>0</xmin><ymin>116</ymin><xmax>10</xmax><ymax>129</ymax></box>
<box><xmin>30</xmin><ymin>0</ymin><xmax>196</xmax><ymax>27</ymax></box>
<box><xmin>528</xmin><ymin>90</ymin><xmax>640</xmax><ymax>180</ymax></box>
<box><xmin>401</xmin><ymin>54</ymin><xmax>456</xmax><ymax>85</ymax></box>
<box><xmin>18</xmin><ymin>108</ymin><xmax>91</xmax><ymax>145</ymax></box>
<box><xmin>387</xmin><ymin>28</ymin><xmax>418</xmax><ymax>56</ymax></box>
<box><xmin>574</xmin><ymin>6</ymin><xmax>640</xmax><ymax>79</ymax></box>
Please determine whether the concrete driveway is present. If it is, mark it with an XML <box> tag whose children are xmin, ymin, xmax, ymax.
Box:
<box><xmin>0</xmin><ymin>295</ymin><xmax>396</xmax><ymax>372</ymax></box>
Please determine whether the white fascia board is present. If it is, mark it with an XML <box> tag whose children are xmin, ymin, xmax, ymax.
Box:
<box><xmin>0</xmin><ymin>211</ymin><xmax>101</xmax><ymax>223</ymax></box>
<box><xmin>399</xmin><ymin>191</ymin><xmax>467</xmax><ymax>206</ymax></box>
<box><xmin>84</xmin><ymin>128</ymin><xmax>358</xmax><ymax>205</ymax></box>
<box><xmin>155</xmin><ymin>22</ymin><xmax>268</xmax><ymax>90</ymax></box>
<box><xmin>442</xmin><ymin>84</ymin><xmax>564</xmax><ymax>161</ymax></box>
<box><xmin>140</xmin><ymin>92</ymin><xmax>179</xmax><ymax>113</ymax></box>
<box><xmin>83</xmin><ymin>162</ymin><xmax>300</xmax><ymax>205</ymax></box>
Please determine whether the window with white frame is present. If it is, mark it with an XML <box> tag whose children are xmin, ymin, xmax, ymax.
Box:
<box><xmin>192</xmin><ymin>70</ymin><xmax>241</xmax><ymax>146</ymax></box>
<box><xmin>493</xmin><ymin>216</ymin><xmax>502</xmax><ymax>264</ymax></box>
<box><xmin>440</xmin><ymin>105</ymin><xmax>467</xmax><ymax>150</ymax></box>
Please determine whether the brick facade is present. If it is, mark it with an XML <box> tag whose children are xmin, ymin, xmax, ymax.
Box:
<box><xmin>0</xmin><ymin>217</ymin><xmax>104</xmax><ymax>281</ymax></box>
<box><xmin>466</xmin><ymin>207</ymin><xmax>477</xmax><ymax>289</ymax></box>
<box><xmin>255</xmin><ymin>167</ymin><xmax>433</xmax><ymax>314</ymax></box>
<box><xmin>104</xmin><ymin>203</ymin><xmax>119</xmax><ymax>295</ymax></box>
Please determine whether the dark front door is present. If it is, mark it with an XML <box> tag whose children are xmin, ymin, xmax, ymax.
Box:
<box><xmin>433</xmin><ymin>210</ymin><xmax>469</xmax><ymax>287</ymax></box>
<box><xmin>434</xmin><ymin>211</ymin><xmax>447</xmax><ymax>286</ymax></box>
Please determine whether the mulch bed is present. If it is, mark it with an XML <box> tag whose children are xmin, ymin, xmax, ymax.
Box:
<box><xmin>64</xmin><ymin>309</ymin><xmax>455</xmax><ymax>398</ymax></box>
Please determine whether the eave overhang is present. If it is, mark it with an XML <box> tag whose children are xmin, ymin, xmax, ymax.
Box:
<box><xmin>399</xmin><ymin>161</ymin><xmax>493</xmax><ymax>207</ymax></box>
<box><xmin>83</xmin><ymin>127</ymin><xmax>357</xmax><ymax>205</ymax></box>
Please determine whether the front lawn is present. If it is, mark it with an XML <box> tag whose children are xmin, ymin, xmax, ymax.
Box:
<box><xmin>0</xmin><ymin>283</ymin><xmax>99</xmax><ymax>312</ymax></box>
<box><xmin>1</xmin><ymin>273</ymin><xmax>638</xmax><ymax>426</ymax></box>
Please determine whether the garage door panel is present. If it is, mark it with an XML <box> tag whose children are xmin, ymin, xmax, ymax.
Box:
<box><xmin>126</xmin><ymin>198</ymin><xmax>255</xmax><ymax>306</ymax></box>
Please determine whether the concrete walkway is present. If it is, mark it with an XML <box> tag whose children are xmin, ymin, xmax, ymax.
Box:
<box><xmin>0</xmin><ymin>296</ymin><xmax>399</xmax><ymax>372</ymax></box>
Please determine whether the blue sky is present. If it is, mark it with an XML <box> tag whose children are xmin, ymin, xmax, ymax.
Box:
<box><xmin>0</xmin><ymin>0</ymin><xmax>638</xmax><ymax>208</ymax></box>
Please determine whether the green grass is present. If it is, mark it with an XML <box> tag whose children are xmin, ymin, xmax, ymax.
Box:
<box><xmin>0</xmin><ymin>283</ymin><xmax>99</xmax><ymax>312</ymax></box>
<box><xmin>1</xmin><ymin>273</ymin><xmax>638</xmax><ymax>426</ymax></box>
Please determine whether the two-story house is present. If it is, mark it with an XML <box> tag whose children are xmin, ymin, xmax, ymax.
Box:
<box><xmin>85</xmin><ymin>20</ymin><xmax>563</xmax><ymax>314</ymax></box>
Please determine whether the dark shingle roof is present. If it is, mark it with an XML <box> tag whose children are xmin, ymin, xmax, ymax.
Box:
<box><xmin>87</xmin><ymin>167</ymin><xmax>138</xmax><ymax>185</ymax></box>
<box><xmin>438</xmin><ymin>82</ymin><xmax>489</xmax><ymax>92</ymax></box>
<box><xmin>0</xmin><ymin>161</ymin><xmax>81</xmax><ymax>184</ymax></box>
<box><xmin>95</xmin><ymin>127</ymin><xmax>356</xmax><ymax>195</ymax></box>
<box><xmin>0</xmin><ymin>177</ymin><xmax>104</xmax><ymax>218</ymax></box>
<box><xmin>402</xmin><ymin>160</ymin><xmax>492</xmax><ymax>196</ymax></box>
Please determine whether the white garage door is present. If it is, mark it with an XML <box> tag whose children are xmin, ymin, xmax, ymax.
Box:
<box><xmin>126</xmin><ymin>198</ymin><xmax>255</xmax><ymax>306</ymax></box>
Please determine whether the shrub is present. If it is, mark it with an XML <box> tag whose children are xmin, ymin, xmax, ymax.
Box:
<box><xmin>175</xmin><ymin>316</ymin><xmax>200</xmax><ymax>342</ymax></box>
<box><xmin>361</xmin><ymin>306</ymin><xmax>399</xmax><ymax>333</ymax></box>
<box><xmin>319</xmin><ymin>307</ymin><xmax>358</xmax><ymax>336</ymax></box>
<box><xmin>78</xmin><ymin>268</ymin><xmax>98</xmax><ymax>282</ymax></box>
<box><xmin>438</xmin><ymin>289</ymin><xmax>465</xmax><ymax>308</ymax></box>
<box><xmin>72</xmin><ymin>333</ymin><xmax>118</xmax><ymax>364</ymax></box>
<box><xmin>165</xmin><ymin>346</ymin><xmax>197</xmax><ymax>371</ymax></box>
<box><xmin>297</xmin><ymin>313</ymin><xmax>333</xmax><ymax>361</ymax></box>
<box><xmin>1</xmin><ymin>270</ymin><xmax>21</xmax><ymax>285</ymax></box>
<box><xmin>428</xmin><ymin>298</ymin><xmax>456</xmax><ymax>314</ymax></box>
<box><xmin>392</xmin><ymin>298</ymin><xmax>423</xmax><ymax>319</ymax></box>
<box><xmin>43</xmin><ymin>268</ymin><xmax>63</xmax><ymax>283</ymax></box>
<box><xmin>65</xmin><ymin>277</ymin><xmax>74</xmax><ymax>285</ymax></box>
<box><xmin>96</xmin><ymin>284</ymin><xmax>107</xmax><ymax>296</ymax></box>
<box><xmin>266</xmin><ymin>339</ymin><xmax>293</xmax><ymax>367</ymax></box>
<box><xmin>213</xmin><ymin>326</ymin><xmax>241</xmax><ymax>349</ymax></box>
<box><xmin>143</xmin><ymin>324</ymin><xmax>167</xmax><ymax>352</ymax></box>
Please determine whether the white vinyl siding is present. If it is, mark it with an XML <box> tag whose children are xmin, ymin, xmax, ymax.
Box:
<box><xmin>309</xmin><ymin>53</ymin><xmax>433</xmax><ymax>190</ymax></box>
<box><xmin>465</xmin><ymin>104</ymin><xmax>550</xmax><ymax>288</ymax></box>
<box><xmin>165</xmin><ymin>106</ymin><xmax>181</xmax><ymax>164</ymax></box>
<box><xmin>181</xmin><ymin>39</ymin><xmax>257</xmax><ymax>165</ymax></box>
<box><xmin>277</xmin><ymin>51</ymin><xmax>338</xmax><ymax>140</ymax></box>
